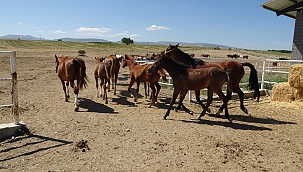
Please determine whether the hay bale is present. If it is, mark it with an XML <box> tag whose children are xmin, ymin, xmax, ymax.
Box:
<box><xmin>289</xmin><ymin>64</ymin><xmax>303</xmax><ymax>88</ymax></box>
<box><xmin>272</xmin><ymin>82</ymin><xmax>303</xmax><ymax>102</ymax></box>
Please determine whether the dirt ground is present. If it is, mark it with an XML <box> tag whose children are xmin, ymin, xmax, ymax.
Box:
<box><xmin>1</xmin><ymin>49</ymin><xmax>303</xmax><ymax>172</ymax></box>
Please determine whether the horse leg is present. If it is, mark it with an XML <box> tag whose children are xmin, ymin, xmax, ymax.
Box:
<box><xmin>144</xmin><ymin>82</ymin><xmax>148</xmax><ymax>98</ymax></box>
<box><xmin>61</xmin><ymin>80</ymin><xmax>69</xmax><ymax>102</ymax></box>
<box><xmin>100</xmin><ymin>78</ymin><xmax>104</xmax><ymax>99</ymax></box>
<box><xmin>70</xmin><ymin>81</ymin><xmax>79</xmax><ymax>111</ymax></box>
<box><xmin>217</xmin><ymin>89</ymin><xmax>232</xmax><ymax>115</ymax></box>
<box><xmin>66</xmin><ymin>81</ymin><xmax>70</xmax><ymax>99</ymax></box>
<box><xmin>103</xmin><ymin>79</ymin><xmax>108</xmax><ymax>104</ymax></box>
<box><xmin>135</xmin><ymin>81</ymin><xmax>140</xmax><ymax>102</ymax></box>
<box><xmin>194</xmin><ymin>90</ymin><xmax>210</xmax><ymax>113</ymax></box>
<box><xmin>163</xmin><ymin>89</ymin><xmax>180</xmax><ymax>120</ymax></box>
<box><xmin>198</xmin><ymin>88</ymin><xmax>213</xmax><ymax>119</ymax></box>
<box><xmin>216</xmin><ymin>90</ymin><xmax>232</xmax><ymax>122</ymax></box>
<box><xmin>95</xmin><ymin>77</ymin><xmax>100</xmax><ymax>97</ymax></box>
<box><xmin>154</xmin><ymin>82</ymin><xmax>161</xmax><ymax>105</ymax></box>
<box><xmin>177</xmin><ymin>91</ymin><xmax>193</xmax><ymax>115</ymax></box>
<box><xmin>148</xmin><ymin>83</ymin><xmax>156</xmax><ymax>108</ymax></box>
<box><xmin>113</xmin><ymin>73</ymin><xmax>118</xmax><ymax>95</ymax></box>
<box><xmin>236</xmin><ymin>87</ymin><xmax>247</xmax><ymax>114</ymax></box>
<box><xmin>128</xmin><ymin>79</ymin><xmax>135</xmax><ymax>100</ymax></box>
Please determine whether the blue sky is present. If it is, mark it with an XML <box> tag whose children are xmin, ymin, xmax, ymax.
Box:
<box><xmin>0</xmin><ymin>0</ymin><xmax>295</xmax><ymax>50</ymax></box>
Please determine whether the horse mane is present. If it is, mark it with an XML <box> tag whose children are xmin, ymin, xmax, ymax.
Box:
<box><xmin>170</xmin><ymin>45</ymin><xmax>205</xmax><ymax>67</ymax></box>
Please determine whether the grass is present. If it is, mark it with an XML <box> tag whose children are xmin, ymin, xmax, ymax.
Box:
<box><xmin>0</xmin><ymin>39</ymin><xmax>291</xmax><ymax>92</ymax></box>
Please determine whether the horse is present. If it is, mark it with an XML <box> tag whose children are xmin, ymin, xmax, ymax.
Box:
<box><xmin>163</xmin><ymin>44</ymin><xmax>260</xmax><ymax>115</ymax></box>
<box><xmin>147</xmin><ymin>54</ymin><xmax>233</xmax><ymax>122</ymax></box>
<box><xmin>55</xmin><ymin>55</ymin><xmax>88</xmax><ymax>111</ymax></box>
<box><xmin>122</xmin><ymin>55</ymin><xmax>167</xmax><ymax>107</ymax></box>
<box><xmin>94</xmin><ymin>57</ymin><xmax>111</xmax><ymax>104</ymax></box>
<box><xmin>201</xmin><ymin>54</ymin><xmax>210</xmax><ymax>58</ymax></box>
<box><xmin>103</xmin><ymin>54</ymin><xmax>123</xmax><ymax>95</ymax></box>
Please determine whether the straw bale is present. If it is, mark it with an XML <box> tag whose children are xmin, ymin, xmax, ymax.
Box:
<box><xmin>289</xmin><ymin>64</ymin><xmax>303</xmax><ymax>88</ymax></box>
<box><xmin>272</xmin><ymin>82</ymin><xmax>303</xmax><ymax>102</ymax></box>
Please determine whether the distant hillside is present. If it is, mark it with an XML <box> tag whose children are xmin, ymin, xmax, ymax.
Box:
<box><xmin>56</xmin><ymin>37</ymin><xmax>109</xmax><ymax>43</ymax></box>
<box><xmin>0</xmin><ymin>34</ymin><xmax>46</xmax><ymax>40</ymax></box>
<box><xmin>0</xmin><ymin>34</ymin><xmax>230</xmax><ymax>48</ymax></box>
<box><xmin>135</xmin><ymin>41</ymin><xmax>230</xmax><ymax>48</ymax></box>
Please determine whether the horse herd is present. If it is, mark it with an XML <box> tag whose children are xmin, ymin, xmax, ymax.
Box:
<box><xmin>55</xmin><ymin>44</ymin><xmax>260</xmax><ymax>122</ymax></box>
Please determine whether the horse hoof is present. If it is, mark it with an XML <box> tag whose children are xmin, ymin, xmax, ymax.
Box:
<box><xmin>162</xmin><ymin>116</ymin><xmax>167</xmax><ymax>120</ymax></box>
<box><xmin>189</xmin><ymin>111</ymin><xmax>193</xmax><ymax>115</ymax></box>
<box><xmin>228</xmin><ymin>118</ymin><xmax>233</xmax><ymax>123</ymax></box>
<box><xmin>74</xmin><ymin>107</ymin><xmax>79</xmax><ymax>112</ymax></box>
<box><xmin>197</xmin><ymin>116</ymin><xmax>202</xmax><ymax>120</ymax></box>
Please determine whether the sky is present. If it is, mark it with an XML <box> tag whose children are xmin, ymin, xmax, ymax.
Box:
<box><xmin>0</xmin><ymin>0</ymin><xmax>296</xmax><ymax>50</ymax></box>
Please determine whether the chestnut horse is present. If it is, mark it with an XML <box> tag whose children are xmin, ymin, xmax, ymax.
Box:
<box><xmin>122</xmin><ymin>55</ymin><xmax>167</xmax><ymax>107</ymax></box>
<box><xmin>147</xmin><ymin>54</ymin><xmax>233</xmax><ymax>122</ymax></box>
<box><xmin>55</xmin><ymin>55</ymin><xmax>88</xmax><ymax>111</ymax></box>
<box><xmin>163</xmin><ymin>44</ymin><xmax>260</xmax><ymax>115</ymax></box>
<box><xmin>103</xmin><ymin>54</ymin><xmax>123</xmax><ymax>95</ymax></box>
<box><xmin>94</xmin><ymin>57</ymin><xmax>111</xmax><ymax>104</ymax></box>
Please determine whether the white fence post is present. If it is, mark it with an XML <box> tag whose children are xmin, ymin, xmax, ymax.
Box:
<box><xmin>0</xmin><ymin>51</ymin><xmax>19</xmax><ymax>124</ymax></box>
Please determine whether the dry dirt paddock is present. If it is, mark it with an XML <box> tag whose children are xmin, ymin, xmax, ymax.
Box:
<box><xmin>0</xmin><ymin>50</ymin><xmax>303</xmax><ymax>172</ymax></box>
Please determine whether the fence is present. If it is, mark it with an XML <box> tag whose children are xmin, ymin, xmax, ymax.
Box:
<box><xmin>0</xmin><ymin>51</ymin><xmax>19</xmax><ymax>124</ymax></box>
<box><xmin>137</xmin><ymin>58</ymin><xmax>303</xmax><ymax>102</ymax></box>
<box><xmin>258</xmin><ymin>58</ymin><xmax>303</xmax><ymax>90</ymax></box>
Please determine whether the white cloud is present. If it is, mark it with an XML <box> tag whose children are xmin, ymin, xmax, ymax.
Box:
<box><xmin>52</xmin><ymin>30</ymin><xmax>65</xmax><ymax>34</ymax></box>
<box><xmin>146</xmin><ymin>25</ymin><xmax>169</xmax><ymax>31</ymax></box>
<box><xmin>18</xmin><ymin>22</ymin><xmax>22</xmax><ymax>25</ymax></box>
<box><xmin>108</xmin><ymin>31</ymin><xmax>140</xmax><ymax>38</ymax></box>
<box><xmin>273</xmin><ymin>42</ymin><xmax>281</xmax><ymax>44</ymax></box>
<box><xmin>75</xmin><ymin>27</ymin><xmax>110</xmax><ymax>36</ymax></box>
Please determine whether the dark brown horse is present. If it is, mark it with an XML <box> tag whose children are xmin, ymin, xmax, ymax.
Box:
<box><xmin>55</xmin><ymin>55</ymin><xmax>88</xmax><ymax>111</ymax></box>
<box><xmin>94</xmin><ymin>57</ymin><xmax>111</xmax><ymax>104</ymax></box>
<box><xmin>103</xmin><ymin>54</ymin><xmax>123</xmax><ymax>95</ymax></box>
<box><xmin>201</xmin><ymin>54</ymin><xmax>210</xmax><ymax>58</ymax></box>
<box><xmin>147</xmin><ymin>54</ymin><xmax>233</xmax><ymax>122</ymax></box>
<box><xmin>122</xmin><ymin>55</ymin><xmax>167</xmax><ymax>107</ymax></box>
<box><xmin>163</xmin><ymin>44</ymin><xmax>260</xmax><ymax>115</ymax></box>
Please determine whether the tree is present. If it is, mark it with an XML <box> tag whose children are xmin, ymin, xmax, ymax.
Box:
<box><xmin>121</xmin><ymin>37</ymin><xmax>134</xmax><ymax>45</ymax></box>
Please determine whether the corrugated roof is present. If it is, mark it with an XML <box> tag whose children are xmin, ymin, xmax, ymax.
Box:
<box><xmin>261</xmin><ymin>0</ymin><xmax>303</xmax><ymax>19</ymax></box>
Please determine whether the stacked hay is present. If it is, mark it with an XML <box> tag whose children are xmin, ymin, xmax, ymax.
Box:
<box><xmin>272</xmin><ymin>64</ymin><xmax>303</xmax><ymax>102</ymax></box>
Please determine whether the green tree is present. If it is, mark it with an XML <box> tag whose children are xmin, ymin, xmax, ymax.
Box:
<box><xmin>121</xmin><ymin>37</ymin><xmax>134</xmax><ymax>45</ymax></box>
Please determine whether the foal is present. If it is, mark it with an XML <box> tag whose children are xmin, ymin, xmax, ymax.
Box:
<box><xmin>122</xmin><ymin>57</ymin><xmax>167</xmax><ymax>107</ymax></box>
<box><xmin>94</xmin><ymin>57</ymin><xmax>111</xmax><ymax>104</ymax></box>
<box><xmin>148</xmin><ymin>55</ymin><xmax>233</xmax><ymax>122</ymax></box>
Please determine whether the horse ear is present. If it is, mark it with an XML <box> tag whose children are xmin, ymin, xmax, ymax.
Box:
<box><xmin>95</xmin><ymin>57</ymin><xmax>97</xmax><ymax>59</ymax></box>
<box><xmin>55</xmin><ymin>55</ymin><xmax>58</xmax><ymax>59</ymax></box>
<box><xmin>176</xmin><ymin>43</ymin><xmax>179</xmax><ymax>47</ymax></box>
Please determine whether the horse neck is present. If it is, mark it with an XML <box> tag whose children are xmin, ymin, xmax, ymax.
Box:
<box><xmin>161</xmin><ymin>58</ymin><xmax>186</xmax><ymax>78</ymax></box>
<box><xmin>169</xmin><ymin>49</ymin><xmax>191</xmax><ymax>66</ymax></box>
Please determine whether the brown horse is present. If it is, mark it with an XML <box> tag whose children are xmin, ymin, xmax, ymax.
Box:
<box><xmin>163</xmin><ymin>44</ymin><xmax>260</xmax><ymax>115</ymax></box>
<box><xmin>122</xmin><ymin>55</ymin><xmax>167</xmax><ymax>107</ymax></box>
<box><xmin>94</xmin><ymin>57</ymin><xmax>111</xmax><ymax>104</ymax></box>
<box><xmin>55</xmin><ymin>55</ymin><xmax>88</xmax><ymax>111</ymax></box>
<box><xmin>147</xmin><ymin>54</ymin><xmax>233</xmax><ymax>122</ymax></box>
<box><xmin>103</xmin><ymin>54</ymin><xmax>122</xmax><ymax>95</ymax></box>
<box><xmin>201</xmin><ymin>54</ymin><xmax>210</xmax><ymax>58</ymax></box>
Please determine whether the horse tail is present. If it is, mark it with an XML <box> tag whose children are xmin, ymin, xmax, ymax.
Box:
<box><xmin>158</xmin><ymin>69</ymin><xmax>168</xmax><ymax>82</ymax></box>
<box><xmin>241</xmin><ymin>62</ymin><xmax>260</xmax><ymax>101</ymax></box>
<box><xmin>73</xmin><ymin>58</ymin><xmax>88</xmax><ymax>90</ymax></box>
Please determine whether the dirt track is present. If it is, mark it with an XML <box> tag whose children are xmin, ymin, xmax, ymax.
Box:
<box><xmin>1</xmin><ymin>50</ymin><xmax>303</xmax><ymax>171</ymax></box>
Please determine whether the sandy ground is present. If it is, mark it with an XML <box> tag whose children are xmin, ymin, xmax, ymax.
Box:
<box><xmin>0</xmin><ymin>50</ymin><xmax>303</xmax><ymax>172</ymax></box>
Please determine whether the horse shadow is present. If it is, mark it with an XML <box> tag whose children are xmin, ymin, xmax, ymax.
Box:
<box><xmin>179</xmin><ymin>112</ymin><xmax>296</xmax><ymax>131</ymax></box>
<box><xmin>78</xmin><ymin>98</ymin><xmax>116</xmax><ymax>113</ymax></box>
